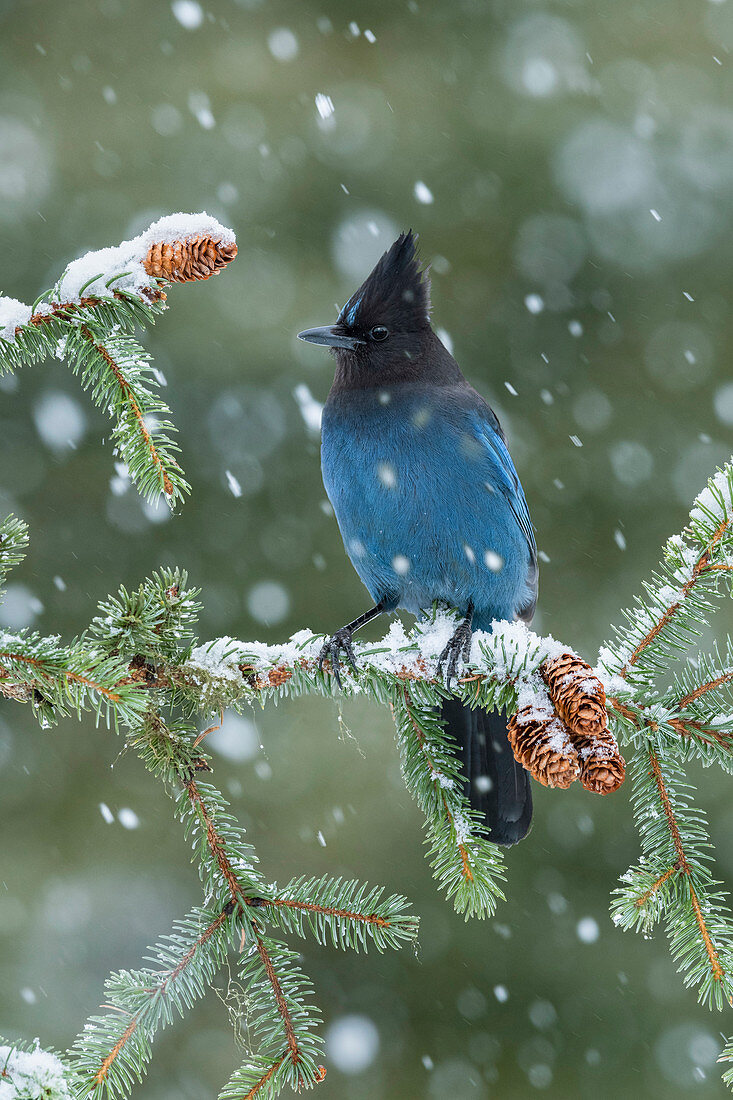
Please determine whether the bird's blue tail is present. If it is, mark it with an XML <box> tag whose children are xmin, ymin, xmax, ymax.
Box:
<box><xmin>441</xmin><ymin>698</ymin><xmax>533</xmax><ymax>846</ymax></box>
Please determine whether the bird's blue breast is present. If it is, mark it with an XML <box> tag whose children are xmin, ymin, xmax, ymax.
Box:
<box><xmin>321</xmin><ymin>386</ymin><xmax>534</xmax><ymax>629</ymax></box>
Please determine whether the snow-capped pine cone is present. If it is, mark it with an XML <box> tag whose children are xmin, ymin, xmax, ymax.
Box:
<box><xmin>507</xmin><ymin>706</ymin><xmax>580</xmax><ymax>789</ymax></box>
<box><xmin>541</xmin><ymin>652</ymin><xmax>607</xmax><ymax>739</ymax></box>
<box><xmin>144</xmin><ymin>236</ymin><xmax>238</xmax><ymax>283</ymax></box>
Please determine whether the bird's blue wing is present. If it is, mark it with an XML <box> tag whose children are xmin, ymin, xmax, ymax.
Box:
<box><xmin>471</xmin><ymin>412</ymin><xmax>538</xmax><ymax>621</ymax></box>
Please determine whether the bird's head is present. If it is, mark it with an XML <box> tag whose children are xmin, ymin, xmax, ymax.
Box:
<box><xmin>298</xmin><ymin>231</ymin><xmax>433</xmax><ymax>380</ymax></box>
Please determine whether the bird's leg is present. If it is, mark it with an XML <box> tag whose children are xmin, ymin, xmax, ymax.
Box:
<box><xmin>318</xmin><ymin>599</ymin><xmax>387</xmax><ymax>687</ymax></box>
<box><xmin>437</xmin><ymin>604</ymin><xmax>474</xmax><ymax>689</ymax></box>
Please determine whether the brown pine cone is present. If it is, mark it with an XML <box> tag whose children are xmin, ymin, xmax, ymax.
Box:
<box><xmin>144</xmin><ymin>236</ymin><xmax>238</xmax><ymax>283</ymax></box>
<box><xmin>574</xmin><ymin>732</ymin><xmax>626</xmax><ymax>794</ymax></box>
<box><xmin>507</xmin><ymin>705</ymin><xmax>580</xmax><ymax>789</ymax></box>
<box><xmin>542</xmin><ymin>652</ymin><xmax>607</xmax><ymax>738</ymax></box>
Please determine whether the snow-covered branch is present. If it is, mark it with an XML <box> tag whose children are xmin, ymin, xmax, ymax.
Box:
<box><xmin>5</xmin><ymin>456</ymin><xmax>733</xmax><ymax>1092</ymax></box>
<box><xmin>0</xmin><ymin>213</ymin><xmax>237</xmax><ymax>507</ymax></box>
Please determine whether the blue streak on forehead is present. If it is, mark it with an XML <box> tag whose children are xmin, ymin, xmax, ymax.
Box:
<box><xmin>341</xmin><ymin>294</ymin><xmax>362</xmax><ymax>326</ymax></box>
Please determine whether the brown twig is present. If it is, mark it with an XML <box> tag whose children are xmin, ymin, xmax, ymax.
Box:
<box><xmin>161</xmin><ymin>905</ymin><xmax>232</xmax><ymax>992</ymax></box>
<box><xmin>25</xmin><ymin>289</ymin><xmax>166</xmax><ymax>333</ymax></box>
<box><xmin>621</xmin><ymin>517</ymin><xmax>731</xmax><ymax>676</ymax></box>
<box><xmin>184</xmin><ymin>776</ymin><xmax>245</xmax><ymax>906</ymax></box>
<box><xmin>398</xmin><ymin>688</ymin><xmax>473</xmax><ymax>882</ymax></box>
<box><xmin>253</xmin><ymin>929</ymin><xmax>302</xmax><ymax>1078</ymax></box>
<box><xmin>647</xmin><ymin>749</ymin><xmax>725</xmax><ymax>984</ymax></box>
<box><xmin>634</xmin><ymin>865</ymin><xmax>679</xmax><ymax>907</ymax></box>
<box><xmin>678</xmin><ymin>670</ymin><xmax>733</xmax><ymax>709</ymax></box>
<box><xmin>609</xmin><ymin>697</ymin><xmax>733</xmax><ymax>750</ymax></box>
<box><xmin>93</xmin><ymin>906</ymin><xmax>232</xmax><ymax>1085</ymax></box>
<box><xmin>609</xmin><ymin>697</ymin><xmax>727</xmax><ymax>982</ymax></box>
<box><xmin>79</xmin><ymin>324</ymin><xmax>174</xmax><ymax>496</ymax></box>
<box><xmin>0</xmin><ymin>650</ymin><xmax>123</xmax><ymax>703</ymax></box>
<box><xmin>258</xmin><ymin>895</ymin><xmax>389</xmax><ymax>928</ymax></box>
<box><xmin>94</xmin><ymin>1012</ymin><xmax>142</xmax><ymax>1085</ymax></box>
<box><xmin>193</xmin><ymin>708</ymin><xmax>224</xmax><ymax>749</ymax></box>
<box><xmin>243</xmin><ymin>1055</ymin><xmax>286</xmax><ymax>1099</ymax></box>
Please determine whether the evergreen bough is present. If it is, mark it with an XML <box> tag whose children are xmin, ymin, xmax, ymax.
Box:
<box><xmin>3</xmin><ymin>456</ymin><xmax>733</xmax><ymax>1092</ymax></box>
<box><xmin>3</xmin><ymin>225</ymin><xmax>733</xmax><ymax>1094</ymax></box>
<box><xmin>0</xmin><ymin>212</ymin><xmax>238</xmax><ymax>509</ymax></box>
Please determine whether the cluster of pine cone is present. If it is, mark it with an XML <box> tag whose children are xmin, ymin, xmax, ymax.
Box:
<box><xmin>507</xmin><ymin>653</ymin><xmax>625</xmax><ymax>794</ymax></box>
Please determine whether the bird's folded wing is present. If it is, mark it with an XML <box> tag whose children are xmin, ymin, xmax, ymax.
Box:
<box><xmin>471</xmin><ymin>413</ymin><xmax>538</xmax><ymax>622</ymax></box>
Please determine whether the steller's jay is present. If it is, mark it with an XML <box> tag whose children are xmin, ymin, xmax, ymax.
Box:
<box><xmin>298</xmin><ymin>232</ymin><xmax>537</xmax><ymax>845</ymax></box>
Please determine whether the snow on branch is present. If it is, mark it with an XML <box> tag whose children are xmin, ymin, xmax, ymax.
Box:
<box><xmin>47</xmin><ymin>212</ymin><xmax>236</xmax><ymax>304</ymax></box>
<box><xmin>0</xmin><ymin>1038</ymin><xmax>73</xmax><ymax>1099</ymax></box>
<box><xmin>0</xmin><ymin>213</ymin><xmax>237</xmax><ymax>508</ymax></box>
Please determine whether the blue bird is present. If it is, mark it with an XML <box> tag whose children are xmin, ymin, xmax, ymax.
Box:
<box><xmin>298</xmin><ymin>233</ymin><xmax>537</xmax><ymax>844</ymax></box>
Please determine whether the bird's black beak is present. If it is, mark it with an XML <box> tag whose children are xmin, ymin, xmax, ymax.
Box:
<box><xmin>297</xmin><ymin>325</ymin><xmax>365</xmax><ymax>350</ymax></box>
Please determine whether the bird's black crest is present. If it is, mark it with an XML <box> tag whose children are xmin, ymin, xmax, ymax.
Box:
<box><xmin>339</xmin><ymin>231</ymin><xmax>431</xmax><ymax>332</ymax></box>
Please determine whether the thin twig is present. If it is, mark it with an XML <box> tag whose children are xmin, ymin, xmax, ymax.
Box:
<box><xmin>609</xmin><ymin>697</ymin><xmax>733</xmax><ymax>750</ymax></box>
<box><xmin>258</xmin><ymin>895</ymin><xmax>389</xmax><ymax>928</ymax></box>
<box><xmin>92</xmin><ymin>906</ymin><xmax>232</xmax><ymax>1085</ymax></box>
<box><xmin>25</xmin><ymin>289</ymin><xmax>165</xmax><ymax>330</ymax></box>
<box><xmin>94</xmin><ymin>1012</ymin><xmax>142</xmax><ymax>1085</ymax></box>
<box><xmin>193</xmin><ymin>708</ymin><xmax>224</xmax><ymax>749</ymax></box>
<box><xmin>243</xmin><ymin>1056</ymin><xmax>286</xmax><ymax>1099</ymax></box>
<box><xmin>79</xmin><ymin>324</ymin><xmax>174</xmax><ymax>496</ymax></box>
<box><xmin>647</xmin><ymin>749</ymin><xmax>725</xmax><ymax>984</ymax></box>
<box><xmin>678</xmin><ymin>670</ymin><xmax>733</xmax><ymax>709</ymax></box>
<box><xmin>184</xmin><ymin>777</ymin><xmax>245</xmax><ymax>906</ymax></box>
<box><xmin>399</xmin><ymin>689</ymin><xmax>474</xmax><ymax>883</ymax></box>
<box><xmin>634</xmin><ymin>865</ymin><xmax>679</xmax><ymax>907</ymax></box>
<box><xmin>621</xmin><ymin>518</ymin><xmax>731</xmax><ymax>676</ymax></box>
<box><xmin>253</xmin><ymin>929</ymin><xmax>302</xmax><ymax>1079</ymax></box>
<box><xmin>161</xmin><ymin>906</ymin><xmax>232</xmax><ymax>992</ymax></box>
<box><xmin>0</xmin><ymin>650</ymin><xmax>123</xmax><ymax>703</ymax></box>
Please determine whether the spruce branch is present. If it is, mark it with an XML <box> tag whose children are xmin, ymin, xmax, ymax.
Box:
<box><xmin>76</xmin><ymin>322</ymin><xmax>184</xmax><ymax>503</ymax></box>
<box><xmin>218</xmin><ymin>1055</ymin><xmax>289</xmax><ymax>1100</ymax></box>
<box><xmin>237</xmin><ymin>932</ymin><xmax>324</xmax><ymax>1092</ymax></box>
<box><xmin>391</xmin><ymin>686</ymin><xmax>507</xmax><ymax>918</ymax></box>
<box><xmin>0</xmin><ymin>514</ymin><xmax>29</xmax><ymax>600</ymax></box>
<box><xmin>601</xmin><ymin>462</ymin><xmax>733</xmax><ymax>1050</ymax></box>
<box><xmin>0</xmin><ymin>632</ymin><xmax>147</xmax><ymax>726</ymax></box>
<box><xmin>180</xmin><ymin>775</ymin><xmax>265</xmax><ymax>909</ymax></box>
<box><xmin>0</xmin><ymin>213</ymin><xmax>237</xmax><ymax>508</ymax></box>
<box><xmin>601</xmin><ymin>465</ymin><xmax>733</xmax><ymax>693</ymax></box>
<box><xmin>646</xmin><ymin>747</ymin><xmax>733</xmax><ymax>1005</ymax></box>
<box><xmin>7</xmin><ymin>465</ymin><xmax>733</xmax><ymax>1089</ymax></box>
<box><xmin>255</xmin><ymin>874</ymin><xmax>419</xmax><ymax>953</ymax></box>
<box><xmin>67</xmin><ymin>905</ymin><xmax>234</xmax><ymax>1098</ymax></box>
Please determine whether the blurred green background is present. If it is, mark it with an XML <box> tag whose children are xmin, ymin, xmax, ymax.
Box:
<box><xmin>2</xmin><ymin>0</ymin><xmax>733</xmax><ymax>1095</ymax></box>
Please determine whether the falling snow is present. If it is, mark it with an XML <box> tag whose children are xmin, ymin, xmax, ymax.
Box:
<box><xmin>414</xmin><ymin>180</ymin><xmax>434</xmax><ymax>204</ymax></box>
<box><xmin>315</xmin><ymin>93</ymin><xmax>335</xmax><ymax>120</ymax></box>
<box><xmin>225</xmin><ymin>469</ymin><xmax>243</xmax><ymax>497</ymax></box>
<box><xmin>171</xmin><ymin>0</ymin><xmax>203</xmax><ymax>29</ymax></box>
<box><xmin>293</xmin><ymin>383</ymin><xmax>324</xmax><ymax>431</ymax></box>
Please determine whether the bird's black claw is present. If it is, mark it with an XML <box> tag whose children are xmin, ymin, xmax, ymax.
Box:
<box><xmin>436</xmin><ymin>620</ymin><xmax>473</xmax><ymax>690</ymax></box>
<box><xmin>318</xmin><ymin>627</ymin><xmax>359</xmax><ymax>688</ymax></box>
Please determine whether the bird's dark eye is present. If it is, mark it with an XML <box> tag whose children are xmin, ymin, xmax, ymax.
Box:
<box><xmin>370</xmin><ymin>325</ymin><xmax>389</xmax><ymax>341</ymax></box>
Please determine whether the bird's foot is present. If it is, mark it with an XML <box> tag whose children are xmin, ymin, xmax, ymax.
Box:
<box><xmin>318</xmin><ymin>626</ymin><xmax>358</xmax><ymax>688</ymax></box>
<box><xmin>437</xmin><ymin>617</ymin><xmax>473</xmax><ymax>689</ymax></box>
